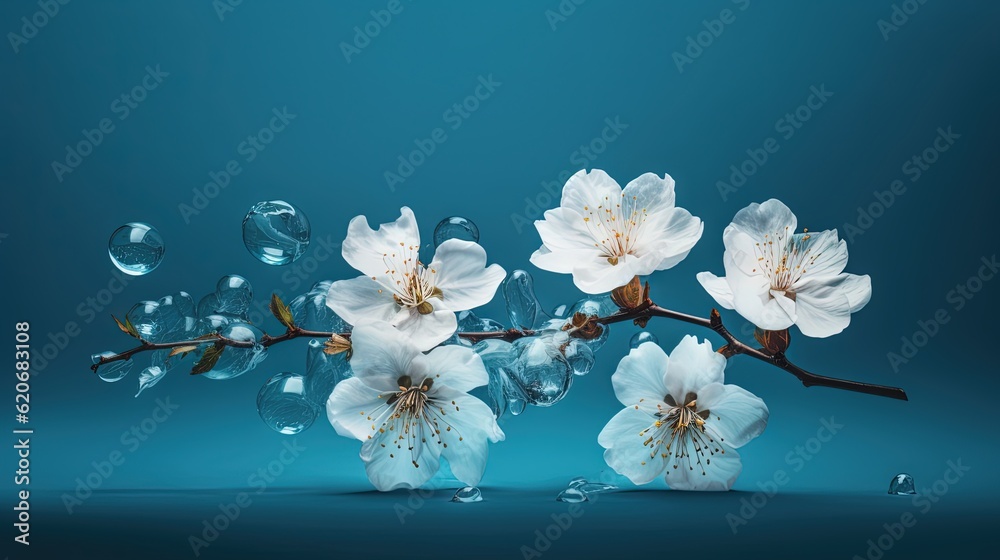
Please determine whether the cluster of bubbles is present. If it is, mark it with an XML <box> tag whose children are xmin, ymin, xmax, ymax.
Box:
<box><xmin>97</xmin><ymin>214</ymin><xmax>656</xmax><ymax>435</ymax></box>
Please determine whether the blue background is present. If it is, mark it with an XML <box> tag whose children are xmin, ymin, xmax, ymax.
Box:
<box><xmin>2</xmin><ymin>1</ymin><xmax>998</xmax><ymax>558</ymax></box>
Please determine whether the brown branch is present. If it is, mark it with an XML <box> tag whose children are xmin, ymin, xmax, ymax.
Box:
<box><xmin>91</xmin><ymin>303</ymin><xmax>906</xmax><ymax>401</ymax></box>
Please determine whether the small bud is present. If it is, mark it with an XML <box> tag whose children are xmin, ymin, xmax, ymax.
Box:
<box><xmin>754</xmin><ymin>327</ymin><xmax>791</xmax><ymax>355</ymax></box>
<box><xmin>567</xmin><ymin>312</ymin><xmax>603</xmax><ymax>340</ymax></box>
<box><xmin>611</xmin><ymin>276</ymin><xmax>647</xmax><ymax>310</ymax></box>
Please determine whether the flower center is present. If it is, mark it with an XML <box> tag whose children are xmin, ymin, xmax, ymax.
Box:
<box><xmin>380</xmin><ymin>244</ymin><xmax>442</xmax><ymax>314</ymax></box>
<box><xmin>638</xmin><ymin>391</ymin><xmax>722</xmax><ymax>477</ymax></box>
<box><xmin>580</xmin><ymin>193</ymin><xmax>649</xmax><ymax>265</ymax></box>
<box><xmin>751</xmin><ymin>228</ymin><xmax>821</xmax><ymax>295</ymax></box>
<box><xmin>360</xmin><ymin>375</ymin><xmax>465</xmax><ymax>469</ymax></box>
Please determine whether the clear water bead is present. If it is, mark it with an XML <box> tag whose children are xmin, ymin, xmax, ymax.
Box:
<box><xmin>92</xmin><ymin>352</ymin><xmax>133</xmax><ymax>382</ymax></box>
<box><xmin>257</xmin><ymin>372</ymin><xmax>319</xmax><ymax>434</ymax></box>
<box><xmin>629</xmin><ymin>331</ymin><xmax>659</xmax><ymax>349</ymax></box>
<box><xmin>888</xmin><ymin>473</ymin><xmax>916</xmax><ymax>495</ymax></box>
<box><xmin>567</xmin><ymin>477</ymin><xmax>587</xmax><ymax>489</ymax></box>
<box><xmin>242</xmin><ymin>200</ymin><xmax>311</xmax><ymax>265</ymax></box>
<box><xmin>555</xmin><ymin>488</ymin><xmax>588</xmax><ymax>503</ymax></box>
<box><xmin>200</xmin><ymin>323</ymin><xmax>268</xmax><ymax>380</ymax></box>
<box><xmin>433</xmin><ymin>216</ymin><xmax>480</xmax><ymax>248</ymax></box>
<box><xmin>108</xmin><ymin>222</ymin><xmax>165</xmax><ymax>276</ymax></box>
<box><xmin>451</xmin><ymin>486</ymin><xmax>483</xmax><ymax>503</ymax></box>
<box><xmin>503</xmin><ymin>270</ymin><xmax>549</xmax><ymax>329</ymax></box>
<box><xmin>216</xmin><ymin>275</ymin><xmax>253</xmax><ymax>314</ymax></box>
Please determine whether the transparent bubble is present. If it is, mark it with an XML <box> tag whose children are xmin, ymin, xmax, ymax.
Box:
<box><xmin>136</xmin><ymin>366</ymin><xmax>166</xmax><ymax>397</ymax></box>
<box><xmin>216</xmin><ymin>275</ymin><xmax>253</xmax><ymax>315</ymax></box>
<box><xmin>289</xmin><ymin>281</ymin><xmax>347</xmax><ymax>332</ymax></box>
<box><xmin>511</xmin><ymin>336</ymin><xmax>573</xmax><ymax>406</ymax></box>
<box><xmin>564</xmin><ymin>340</ymin><xmax>595</xmax><ymax>376</ymax></box>
<box><xmin>567</xmin><ymin>477</ymin><xmax>587</xmax><ymax>489</ymax></box>
<box><xmin>92</xmin><ymin>352</ymin><xmax>133</xmax><ymax>382</ymax></box>
<box><xmin>197</xmin><ymin>314</ymin><xmax>233</xmax><ymax>334</ymax></box>
<box><xmin>451</xmin><ymin>486</ymin><xmax>483</xmax><ymax>503</ymax></box>
<box><xmin>433</xmin><ymin>216</ymin><xmax>480</xmax><ymax>248</ymax></box>
<box><xmin>629</xmin><ymin>331</ymin><xmax>659</xmax><ymax>349</ymax></box>
<box><xmin>888</xmin><ymin>473</ymin><xmax>916</xmax><ymax>495</ymax></box>
<box><xmin>304</xmin><ymin>338</ymin><xmax>353</xmax><ymax>407</ymax></box>
<box><xmin>242</xmin><ymin>200</ymin><xmax>311</xmax><ymax>265</ymax></box>
<box><xmin>555</xmin><ymin>488</ymin><xmax>588</xmax><ymax>503</ymax></box>
<box><xmin>200</xmin><ymin>323</ymin><xmax>268</xmax><ymax>380</ymax></box>
<box><xmin>503</xmin><ymin>270</ymin><xmax>550</xmax><ymax>330</ymax></box>
<box><xmin>108</xmin><ymin>222</ymin><xmax>165</xmax><ymax>276</ymax></box>
<box><xmin>474</xmin><ymin>339</ymin><xmax>520</xmax><ymax>418</ymax></box>
<box><xmin>257</xmin><ymin>372</ymin><xmax>320</xmax><ymax>434</ymax></box>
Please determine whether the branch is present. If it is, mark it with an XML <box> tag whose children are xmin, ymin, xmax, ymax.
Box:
<box><xmin>91</xmin><ymin>302</ymin><xmax>907</xmax><ymax>401</ymax></box>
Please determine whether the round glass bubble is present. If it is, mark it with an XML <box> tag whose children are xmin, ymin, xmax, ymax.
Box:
<box><xmin>200</xmin><ymin>323</ymin><xmax>267</xmax><ymax>380</ymax></box>
<box><xmin>216</xmin><ymin>275</ymin><xmax>253</xmax><ymax>314</ymax></box>
<box><xmin>92</xmin><ymin>352</ymin><xmax>133</xmax><ymax>382</ymax></box>
<box><xmin>257</xmin><ymin>372</ymin><xmax>320</xmax><ymax>434</ymax></box>
<box><xmin>108</xmin><ymin>222</ymin><xmax>165</xmax><ymax>276</ymax></box>
<box><xmin>433</xmin><ymin>216</ymin><xmax>480</xmax><ymax>248</ymax></box>
<box><xmin>629</xmin><ymin>331</ymin><xmax>659</xmax><ymax>349</ymax></box>
<box><xmin>242</xmin><ymin>200</ymin><xmax>311</xmax><ymax>265</ymax></box>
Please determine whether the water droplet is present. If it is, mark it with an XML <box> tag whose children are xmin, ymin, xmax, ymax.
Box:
<box><xmin>629</xmin><ymin>331</ymin><xmax>659</xmax><ymax>349</ymax></box>
<box><xmin>577</xmin><ymin>482</ymin><xmax>618</xmax><ymax>495</ymax></box>
<box><xmin>304</xmin><ymin>338</ymin><xmax>353</xmax><ymax>407</ymax></box>
<box><xmin>257</xmin><ymin>372</ymin><xmax>319</xmax><ymax>434</ymax></box>
<box><xmin>511</xmin><ymin>336</ymin><xmax>573</xmax><ymax>406</ymax></box>
<box><xmin>108</xmin><ymin>222</ymin><xmax>164</xmax><ymax>276</ymax></box>
<box><xmin>242</xmin><ymin>200</ymin><xmax>311</xmax><ymax>265</ymax></box>
<box><xmin>200</xmin><ymin>323</ymin><xmax>268</xmax><ymax>380</ymax></box>
<box><xmin>135</xmin><ymin>366</ymin><xmax>166</xmax><ymax>397</ymax></box>
<box><xmin>451</xmin><ymin>486</ymin><xmax>483</xmax><ymax>503</ymax></box>
<box><xmin>474</xmin><ymin>339</ymin><xmax>520</xmax><ymax>418</ymax></box>
<box><xmin>197</xmin><ymin>314</ymin><xmax>233</xmax><ymax>334</ymax></box>
<box><xmin>93</xmin><ymin>352</ymin><xmax>133</xmax><ymax>382</ymax></box>
<box><xmin>888</xmin><ymin>473</ymin><xmax>916</xmax><ymax>495</ymax></box>
<box><xmin>503</xmin><ymin>270</ymin><xmax>549</xmax><ymax>329</ymax></box>
<box><xmin>555</xmin><ymin>488</ymin><xmax>588</xmax><ymax>503</ymax></box>
<box><xmin>216</xmin><ymin>275</ymin><xmax>253</xmax><ymax>314</ymax></box>
<box><xmin>433</xmin><ymin>216</ymin><xmax>480</xmax><ymax>248</ymax></box>
<box><xmin>564</xmin><ymin>340</ymin><xmax>595</xmax><ymax>376</ymax></box>
<box><xmin>567</xmin><ymin>477</ymin><xmax>587</xmax><ymax>489</ymax></box>
<box><xmin>289</xmin><ymin>281</ymin><xmax>347</xmax><ymax>331</ymax></box>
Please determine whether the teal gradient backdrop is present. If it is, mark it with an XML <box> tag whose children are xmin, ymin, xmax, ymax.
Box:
<box><xmin>2</xmin><ymin>1</ymin><xmax>998</xmax><ymax>558</ymax></box>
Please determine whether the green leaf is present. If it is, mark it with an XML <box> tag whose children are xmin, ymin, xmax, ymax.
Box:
<box><xmin>269</xmin><ymin>293</ymin><xmax>296</xmax><ymax>330</ymax></box>
<box><xmin>113</xmin><ymin>315</ymin><xmax>141</xmax><ymax>339</ymax></box>
<box><xmin>190</xmin><ymin>343</ymin><xmax>224</xmax><ymax>375</ymax></box>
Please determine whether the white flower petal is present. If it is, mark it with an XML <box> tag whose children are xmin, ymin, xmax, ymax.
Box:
<box><xmin>663</xmin><ymin>336</ymin><xmax>726</xmax><ymax>403</ymax></box>
<box><xmin>326</xmin><ymin>276</ymin><xmax>398</xmax><ymax>328</ymax></box>
<box><xmin>560</xmin><ymin>169</ymin><xmax>623</xmax><ymax>212</ymax></box>
<box><xmin>533</xmin><ymin>207</ymin><xmax>601</xmax><ymax>256</ymax></box>
<box><xmin>361</xmin><ymin>422</ymin><xmax>440</xmax><ymax>491</ymax></box>
<box><xmin>697</xmin><ymin>382</ymin><xmax>769</xmax><ymax>448</ymax></box>
<box><xmin>418</xmin><ymin>344</ymin><xmax>489</xmax><ymax>393</ymax></box>
<box><xmin>611</xmin><ymin>342</ymin><xmax>670</xmax><ymax>411</ymax></box>
<box><xmin>725</xmin><ymin>258</ymin><xmax>794</xmax><ymax>331</ymax></box>
<box><xmin>342</xmin><ymin>207</ymin><xmax>420</xmax><ymax>278</ymax></box>
<box><xmin>635</xmin><ymin>207</ymin><xmax>704</xmax><ymax>271</ymax></box>
<box><xmin>435</xmin><ymin>388</ymin><xmax>505</xmax><ymax>487</ymax></box>
<box><xmin>599</xmin><ymin>407</ymin><xmax>668</xmax><ymax>485</ymax></box>
<box><xmin>621</xmin><ymin>172</ymin><xmax>676</xmax><ymax>216</ymax></box>
<box><xmin>389</xmin><ymin>306</ymin><xmax>458</xmax><ymax>351</ymax></box>
<box><xmin>791</xmin><ymin>276</ymin><xmax>862</xmax><ymax>338</ymax></box>
<box><xmin>696</xmin><ymin>271</ymin><xmax>736</xmax><ymax>309</ymax></box>
<box><xmin>665</xmin><ymin>444</ymin><xmax>742</xmax><ymax>491</ymax></box>
<box><xmin>792</xmin><ymin>229</ymin><xmax>849</xmax><ymax>279</ymax></box>
<box><xmin>349</xmin><ymin>322</ymin><xmax>426</xmax><ymax>392</ymax></box>
<box><xmin>730</xmin><ymin>199</ymin><xmax>797</xmax><ymax>240</ymax></box>
<box><xmin>429</xmin><ymin>239</ymin><xmax>506</xmax><ymax>311</ymax></box>
<box><xmin>530</xmin><ymin>246</ymin><xmax>591</xmax><ymax>275</ymax></box>
<box><xmin>326</xmin><ymin>377</ymin><xmax>385</xmax><ymax>440</ymax></box>
<box><xmin>569</xmin><ymin>255</ymin><xmax>644</xmax><ymax>294</ymax></box>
